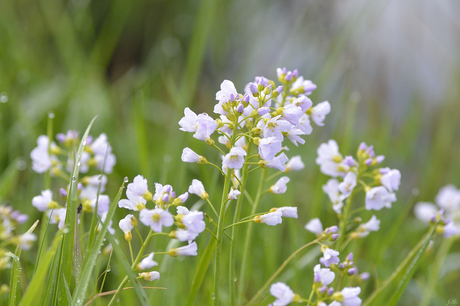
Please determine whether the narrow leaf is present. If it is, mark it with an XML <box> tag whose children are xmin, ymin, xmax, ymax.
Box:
<box><xmin>6</xmin><ymin>251</ymin><xmax>21</xmax><ymax>306</ymax></box>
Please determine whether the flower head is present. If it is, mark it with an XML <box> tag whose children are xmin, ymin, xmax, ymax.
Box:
<box><xmin>269</xmin><ymin>282</ymin><xmax>295</xmax><ymax>306</ymax></box>
<box><xmin>139</xmin><ymin>208</ymin><xmax>174</xmax><ymax>232</ymax></box>
<box><xmin>138</xmin><ymin>253</ymin><xmax>158</xmax><ymax>270</ymax></box>
<box><xmin>365</xmin><ymin>186</ymin><xmax>396</xmax><ymax>211</ymax></box>
<box><xmin>270</xmin><ymin>177</ymin><xmax>290</xmax><ymax>194</ymax></box>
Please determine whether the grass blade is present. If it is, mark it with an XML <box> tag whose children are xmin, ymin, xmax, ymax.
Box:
<box><xmin>6</xmin><ymin>251</ymin><xmax>21</xmax><ymax>306</ymax></box>
<box><xmin>105</xmin><ymin>229</ymin><xmax>151</xmax><ymax>305</ymax></box>
<box><xmin>72</xmin><ymin>180</ymin><xmax>126</xmax><ymax>305</ymax></box>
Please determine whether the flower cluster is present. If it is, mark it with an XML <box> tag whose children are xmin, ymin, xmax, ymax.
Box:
<box><xmin>118</xmin><ymin>176</ymin><xmax>206</xmax><ymax>280</ymax></box>
<box><xmin>414</xmin><ymin>185</ymin><xmax>459</xmax><ymax>238</ymax></box>
<box><xmin>0</xmin><ymin>205</ymin><xmax>35</xmax><ymax>270</ymax></box>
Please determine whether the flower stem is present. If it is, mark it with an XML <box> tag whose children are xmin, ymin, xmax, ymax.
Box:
<box><xmin>237</xmin><ymin>168</ymin><xmax>266</xmax><ymax>304</ymax></box>
<box><xmin>224</xmin><ymin>219</ymin><xmax>254</xmax><ymax>231</ymax></box>
<box><xmin>228</xmin><ymin>141</ymin><xmax>253</xmax><ymax>305</ymax></box>
<box><xmin>247</xmin><ymin>238</ymin><xmax>321</xmax><ymax>305</ymax></box>
<box><xmin>336</xmin><ymin>192</ymin><xmax>355</xmax><ymax>251</ymax></box>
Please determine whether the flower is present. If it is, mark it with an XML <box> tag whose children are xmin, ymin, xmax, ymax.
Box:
<box><xmin>139</xmin><ymin>208</ymin><xmax>174</xmax><ymax>232</ymax></box>
<box><xmin>19</xmin><ymin>233</ymin><xmax>37</xmax><ymax>250</ymax></box>
<box><xmin>89</xmin><ymin>195</ymin><xmax>110</xmax><ymax>216</ymax></box>
<box><xmin>266</xmin><ymin>153</ymin><xmax>289</xmax><ymax>172</ymax></box>
<box><xmin>310</xmin><ymin>101</ymin><xmax>331</xmax><ymax>126</ymax></box>
<box><xmin>178</xmin><ymin>108</ymin><xmax>217</xmax><ymax>141</ymax></box>
<box><xmin>139</xmin><ymin>271</ymin><xmax>160</xmax><ymax>281</ymax></box>
<box><xmin>119</xmin><ymin>175</ymin><xmax>153</xmax><ymax>211</ymax></box>
<box><xmin>30</xmin><ymin>135</ymin><xmax>54</xmax><ymax>173</ymax></box>
<box><xmin>269</xmin><ymin>282</ymin><xmax>295</xmax><ymax>306</ymax></box>
<box><xmin>313</xmin><ymin>264</ymin><xmax>335</xmax><ymax>286</ymax></box>
<box><xmin>223</xmin><ymin>147</ymin><xmax>247</xmax><ymax>169</ymax></box>
<box><xmin>330</xmin><ymin>287</ymin><xmax>362</xmax><ymax>306</ymax></box>
<box><xmin>188</xmin><ymin>179</ymin><xmax>208</xmax><ymax>199</ymax></box>
<box><xmin>254</xmin><ymin>210</ymin><xmax>283</xmax><ymax>226</ymax></box>
<box><xmin>258</xmin><ymin>137</ymin><xmax>282</xmax><ymax>161</ymax></box>
<box><xmin>270</xmin><ymin>177</ymin><xmax>290</xmax><ymax>194</ymax></box>
<box><xmin>228</xmin><ymin>188</ymin><xmax>241</xmax><ymax>200</ymax></box>
<box><xmin>339</xmin><ymin>172</ymin><xmax>357</xmax><ymax>198</ymax></box>
<box><xmin>181</xmin><ymin>211</ymin><xmax>206</xmax><ymax>234</ymax></box>
<box><xmin>316</xmin><ymin>140</ymin><xmax>347</xmax><ymax>177</ymax></box>
<box><xmin>354</xmin><ymin>215</ymin><xmax>380</xmax><ymax>238</ymax></box>
<box><xmin>305</xmin><ymin>218</ymin><xmax>323</xmax><ymax>236</ymax></box>
<box><xmin>435</xmin><ymin>185</ymin><xmax>460</xmax><ymax>211</ymax></box>
<box><xmin>320</xmin><ymin>247</ymin><xmax>340</xmax><ymax>267</ymax></box>
<box><xmin>32</xmin><ymin>190</ymin><xmax>59</xmax><ymax>212</ymax></box>
<box><xmin>181</xmin><ymin>147</ymin><xmax>205</xmax><ymax>163</ymax></box>
<box><xmin>138</xmin><ymin>253</ymin><xmax>158</xmax><ymax>270</ymax></box>
<box><xmin>285</xmin><ymin>156</ymin><xmax>304</xmax><ymax>172</ymax></box>
<box><xmin>168</xmin><ymin>241</ymin><xmax>198</xmax><ymax>257</ymax></box>
<box><xmin>153</xmin><ymin>183</ymin><xmax>175</xmax><ymax>205</ymax></box>
<box><xmin>365</xmin><ymin>186</ymin><xmax>396</xmax><ymax>211</ymax></box>
<box><xmin>379</xmin><ymin>168</ymin><xmax>401</xmax><ymax>192</ymax></box>
<box><xmin>277</xmin><ymin>207</ymin><xmax>298</xmax><ymax>218</ymax></box>
<box><xmin>323</xmin><ymin>179</ymin><xmax>345</xmax><ymax>214</ymax></box>
<box><xmin>119</xmin><ymin>214</ymin><xmax>136</xmax><ymax>241</ymax></box>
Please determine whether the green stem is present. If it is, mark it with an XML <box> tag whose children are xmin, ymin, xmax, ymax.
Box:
<box><xmin>247</xmin><ymin>238</ymin><xmax>321</xmax><ymax>305</ymax></box>
<box><xmin>206</xmin><ymin>198</ymin><xmax>219</xmax><ymax>217</ymax></box>
<box><xmin>237</xmin><ymin>168</ymin><xmax>267</xmax><ymax>304</ymax></box>
<box><xmin>229</xmin><ymin>141</ymin><xmax>253</xmax><ymax>305</ymax></box>
<box><xmin>336</xmin><ymin>192</ymin><xmax>355</xmax><ymax>251</ymax></box>
<box><xmin>420</xmin><ymin>237</ymin><xmax>454</xmax><ymax>306</ymax></box>
<box><xmin>224</xmin><ymin>219</ymin><xmax>253</xmax><ymax>231</ymax></box>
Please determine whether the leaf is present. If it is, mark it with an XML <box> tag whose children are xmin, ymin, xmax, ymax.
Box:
<box><xmin>71</xmin><ymin>180</ymin><xmax>125</xmax><ymax>305</ymax></box>
<box><xmin>0</xmin><ymin>158</ymin><xmax>20</xmax><ymax>201</ymax></box>
<box><xmin>105</xmin><ymin>230</ymin><xmax>151</xmax><ymax>306</ymax></box>
<box><xmin>6</xmin><ymin>251</ymin><xmax>21</xmax><ymax>306</ymax></box>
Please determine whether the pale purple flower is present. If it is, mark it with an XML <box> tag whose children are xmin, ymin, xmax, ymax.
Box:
<box><xmin>269</xmin><ymin>282</ymin><xmax>295</xmax><ymax>306</ymax></box>
<box><xmin>286</xmin><ymin>128</ymin><xmax>305</xmax><ymax>146</ymax></box>
<box><xmin>179</xmin><ymin>107</ymin><xmax>199</xmax><ymax>132</ymax></box>
<box><xmin>19</xmin><ymin>233</ymin><xmax>37</xmax><ymax>250</ymax></box>
<box><xmin>169</xmin><ymin>241</ymin><xmax>198</xmax><ymax>257</ymax></box>
<box><xmin>139</xmin><ymin>271</ymin><xmax>160</xmax><ymax>281</ymax></box>
<box><xmin>223</xmin><ymin>147</ymin><xmax>247</xmax><ymax>169</ymax></box>
<box><xmin>270</xmin><ymin>177</ymin><xmax>290</xmax><ymax>194</ymax></box>
<box><xmin>179</xmin><ymin>108</ymin><xmax>217</xmax><ymax>141</ymax></box>
<box><xmin>228</xmin><ymin>188</ymin><xmax>241</xmax><ymax>200</ymax></box>
<box><xmin>305</xmin><ymin>218</ymin><xmax>323</xmax><ymax>236</ymax></box>
<box><xmin>314</xmin><ymin>264</ymin><xmax>335</xmax><ymax>286</ymax></box>
<box><xmin>48</xmin><ymin>208</ymin><xmax>67</xmax><ymax>229</ymax></box>
<box><xmin>182</xmin><ymin>211</ymin><xmax>206</xmax><ymax>234</ymax></box>
<box><xmin>323</xmin><ymin>179</ymin><xmax>345</xmax><ymax>214</ymax></box>
<box><xmin>285</xmin><ymin>156</ymin><xmax>304</xmax><ymax>172</ymax></box>
<box><xmin>414</xmin><ymin>202</ymin><xmax>437</xmax><ymax>223</ymax></box>
<box><xmin>139</xmin><ymin>208</ymin><xmax>174</xmax><ymax>232</ymax></box>
<box><xmin>90</xmin><ymin>195</ymin><xmax>110</xmax><ymax>216</ymax></box>
<box><xmin>355</xmin><ymin>215</ymin><xmax>380</xmax><ymax>238</ymax></box>
<box><xmin>316</xmin><ymin>140</ymin><xmax>347</xmax><ymax>177</ymax></box>
<box><xmin>291</xmin><ymin>76</ymin><xmax>317</xmax><ymax>95</ymax></box>
<box><xmin>181</xmin><ymin>147</ymin><xmax>203</xmax><ymax>163</ymax></box>
<box><xmin>175</xmin><ymin>229</ymin><xmax>199</xmax><ymax>242</ymax></box>
<box><xmin>297</xmin><ymin>114</ymin><xmax>313</xmax><ymax>135</ymax></box>
<box><xmin>380</xmin><ymin>168</ymin><xmax>401</xmax><ymax>192</ymax></box>
<box><xmin>281</xmin><ymin>104</ymin><xmax>303</xmax><ymax>126</ymax></box>
<box><xmin>188</xmin><ymin>179</ymin><xmax>208</xmax><ymax>199</ymax></box>
<box><xmin>331</xmin><ymin>287</ymin><xmax>362</xmax><ymax>306</ymax></box>
<box><xmin>176</xmin><ymin>206</ymin><xmax>190</xmax><ymax>215</ymax></box>
<box><xmin>153</xmin><ymin>183</ymin><xmax>175</xmax><ymax>205</ymax></box>
<box><xmin>365</xmin><ymin>186</ymin><xmax>397</xmax><ymax>210</ymax></box>
<box><xmin>442</xmin><ymin>221</ymin><xmax>459</xmax><ymax>238</ymax></box>
<box><xmin>292</xmin><ymin>95</ymin><xmax>313</xmax><ymax>112</ymax></box>
<box><xmin>119</xmin><ymin>214</ymin><xmax>136</xmax><ymax>240</ymax></box>
<box><xmin>255</xmin><ymin>210</ymin><xmax>283</xmax><ymax>226</ymax></box>
<box><xmin>215</xmin><ymin>80</ymin><xmax>237</xmax><ymax>103</ymax></box>
<box><xmin>82</xmin><ymin>174</ymin><xmax>108</xmax><ymax>193</ymax></box>
<box><xmin>311</xmin><ymin>101</ymin><xmax>331</xmax><ymax>126</ymax></box>
<box><xmin>266</xmin><ymin>153</ymin><xmax>289</xmax><ymax>172</ymax></box>
<box><xmin>435</xmin><ymin>185</ymin><xmax>460</xmax><ymax>212</ymax></box>
<box><xmin>259</xmin><ymin>137</ymin><xmax>282</xmax><ymax>161</ymax></box>
<box><xmin>339</xmin><ymin>172</ymin><xmax>357</xmax><ymax>198</ymax></box>
<box><xmin>277</xmin><ymin>207</ymin><xmax>298</xmax><ymax>218</ymax></box>
<box><xmin>138</xmin><ymin>253</ymin><xmax>158</xmax><ymax>270</ymax></box>
<box><xmin>30</xmin><ymin>135</ymin><xmax>53</xmax><ymax>173</ymax></box>
<box><xmin>261</xmin><ymin>117</ymin><xmax>292</xmax><ymax>141</ymax></box>
<box><xmin>320</xmin><ymin>248</ymin><xmax>340</xmax><ymax>267</ymax></box>
<box><xmin>32</xmin><ymin>190</ymin><xmax>58</xmax><ymax>212</ymax></box>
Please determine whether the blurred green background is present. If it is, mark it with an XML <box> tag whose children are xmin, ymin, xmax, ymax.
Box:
<box><xmin>1</xmin><ymin>0</ymin><xmax>459</xmax><ymax>305</ymax></box>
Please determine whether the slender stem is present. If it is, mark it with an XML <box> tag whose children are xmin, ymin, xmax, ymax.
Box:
<box><xmin>229</xmin><ymin>141</ymin><xmax>253</xmax><ymax>305</ymax></box>
<box><xmin>128</xmin><ymin>241</ymin><xmax>134</xmax><ymax>264</ymax></box>
<box><xmin>135</xmin><ymin>227</ymin><xmax>144</xmax><ymax>245</ymax></box>
<box><xmin>237</xmin><ymin>168</ymin><xmax>267</xmax><ymax>304</ymax></box>
<box><xmin>212</xmin><ymin>143</ymin><xmax>226</xmax><ymax>156</ymax></box>
<box><xmin>306</xmin><ymin>287</ymin><xmax>315</xmax><ymax>305</ymax></box>
<box><xmin>336</xmin><ymin>192</ymin><xmax>355</xmax><ymax>251</ymax></box>
<box><xmin>247</xmin><ymin>238</ymin><xmax>321</xmax><ymax>305</ymax></box>
<box><xmin>213</xmin><ymin>167</ymin><xmax>232</xmax><ymax>306</ymax></box>
<box><xmin>207</xmin><ymin>161</ymin><xmax>226</xmax><ymax>176</ymax></box>
<box><xmin>224</xmin><ymin>219</ymin><xmax>253</xmax><ymax>231</ymax></box>
<box><xmin>206</xmin><ymin>198</ymin><xmax>219</xmax><ymax>217</ymax></box>
<box><xmin>205</xmin><ymin>227</ymin><xmax>218</xmax><ymax>240</ymax></box>
<box><xmin>420</xmin><ymin>237</ymin><xmax>454</xmax><ymax>306</ymax></box>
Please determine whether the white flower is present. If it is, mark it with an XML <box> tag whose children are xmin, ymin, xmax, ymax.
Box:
<box><xmin>188</xmin><ymin>179</ymin><xmax>208</xmax><ymax>199</ymax></box>
<box><xmin>254</xmin><ymin>210</ymin><xmax>283</xmax><ymax>226</ymax></box>
<box><xmin>435</xmin><ymin>185</ymin><xmax>460</xmax><ymax>212</ymax></box>
<box><xmin>414</xmin><ymin>202</ymin><xmax>437</xmax><ymax>223</ymax></box>
<box><xmin>32</xmin><ymin>190</ymin><xmax>58</xmax><ymax>212</ymax></box>
<box><xmin>365</xmin><ymin>186</ymin><xmax>396</xmax><ymax>211</ymax></box>
<box><xmin>292</xmin><ymin>94</ymin><xmax>314</xmax><ymax>111</ymax></box>
<box><xmin>215</xmin><ymin>80</ymin><xmax>237</xmax><ymax>103</ymax></box>
<box><xmin>138</xmin><ymin>253</ymin><xmax>158</xmax><ymax>270</ymax></box>
<box><xmin>90</xmin><ymin>195</ymin><xmax>110</xmax><ymax>216</ymax></box>
<box><xmin>19</xmin><ymin>233</ymin><xmax>37</xmax><ymax>250</ymax></box>
<box><xmin>139</xmin><ymin>208</ymin><xmax>174</xmax><ymax>232</ymax></box>
<box><xmin>139</xmin><ymin>271</ymin><xmax>160</xmax><ymax>281</ymax></box>
<box><xmin>316</xmin><ymin>140</ymin><xmax>347</xmax><ymax>177</ymax></box>
<box><xmin>380</xmin><ymin>168</ymin><xmax>401</xmax><ymax>192</ymax></box>
<box><xmin>181</xmin><ymin>147</ymin><xmax>203</xmax><ymax>163</ymax></box>
<box><xmin>355</xmin><ymin>215</ymin><xmax>380</xmax><ymax>238</ymax></box>
<box><xmin>223</xmin><ymin>147</ymin><xmax>247</xmax><ymax>169</ymax></box>
<box><xmin>30</xmin><ymin>135</ymin><xmax>53</xmax><ymax>173</ymax></box>
<box><xmin>331</xmin><ymin>287</ymin><xmax>362</xmax><ymax>306</ymax></box>
<box><xmin>177</xmin><ymin>206</ymin><xmax>190</xmax><ymax>215</ymax></box>
<box><xmin>228</xmin><ymin>188</ymin><xmax>241</xmax><ymax>200</ymax></box>
<box><xmin>119</xmin><ymin>175</ymin><xmax>152</xmax><ymax>211</ymax></box>
<box><xmin>320</xmin><ymin>248</ymin><xmax>340</xmax><ymax>267</ymax></box>
<box><xmin>119</xmin><ymin>214</ymin><xmax>136</xmax><ymax>240</ymax></box>
<box><xmin>323</xmin><ymin>179</ymin><xmax>345</xmax><ymax>214</ymax></box>
<box><xmin>270</xmin><ymin>177</ymin><xmax>290</xmax><ymax>194</ymax></box>
<box><xmin>297</xmin><ymin>114</ymin><xmax>313</xmax><ymax>135</ymax></box>
<box><xmin>442</xmin><ymin>221</ymin><xmax>459</xmax><ymax>238</ymax></box>
<box><xmin>82</xmin><ymin>174</ymin><xmax>108</xmax><ymax>193</ymax></box>
<box><xmin>277</xmin><ymin>207</ymin><xmax>298</xmax><ymax>218</ymax></box>
<box><xmin>285</xmin><ymin>156</ymin><xmax>304</xmax><ymax>172</ymax></box>
<box><xmin>179</xmin><ymin>108</ymin><xmax>218</xmax><ymax>141</ymax></box>
<box><xmin>269</xmin><ymin>282</ymin><xmax>294</xmax><ymax>306</ymax></box>
<box><xmin>313</xmin><ymin>264</ymin><xmax>335</xmax><ymax>286</ymax></box>
<box><xmin>310</xmin><ymin>101</ymin><xmax>331</xmax><ymax>126</ymax></box>
<box><xmin>259</xmin><ymin>137</ymin><xmax>282</xmax><ymax>161</ymax></box>
<box><xmin>305</xmin><ymin>218</ymin><xmax>323</xmax><ymax>236</ymax></box>
<box><xmin>168</xmin><ymin>242</ymin><xmax>198</xmax><ymax>257</ymax></box>
<box><xmin>182</xmin><ymin>211</ymin><xmax>205</xmax><ymax>234</ymax></box>
<box><xmin>266</xmin><ymin>153</ymin><xmax>289</xmax><ymax>172</ymax></box>
<box><xmin>48</xmin><ymin>208</ymin><xmax>67</xmax><ymax>229</ymax></box>
<box><xmin>339</xmin><ymin>172</ymin><xmax>357</xmax><ymax>198</ymax></box>
<box><xmin>175</xmin><ymin>229</ymin><xmax>199</xmax><ymax>242</ymax></box>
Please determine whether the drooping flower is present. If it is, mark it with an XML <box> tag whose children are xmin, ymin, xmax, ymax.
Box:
<box><xmin>119</xmin><ymin>214</ymin><xmax>136</xmax><ymax>241</ymax></box>
<box><xmin>138</xmin><ymin>253</ymin><xmax>158</xmax><ymax>270</ymax></box>
<box><xmin>32</xmin><ymin>190</ymin><xmax>59</xmax><ymax>212</ymax></box>
<box><xmin>258</xmin><ymin>137</ymin><xmax>282</xmax><ymax>161</ymax></box>
<box><xmin>188</xmin><ymin>179</ymin><xmax>208</xmax><ymax>200</ymax></box>
<box><xmin>139</xmin><ymin>271</ymin><xmax>160</xmax><ymax>281</ymax></box>
<box><xmin>353</xmin><ymin>215</ymin><xmax>380</xmax><ymax>238</ymax></box>
<box><xmin>305</xmin><ymin>218</ymin><xmax>323</xmax><ymax>236</ymax></box>
<box><xmin>254</xmin><ymin>210</ymin><xmax>283</xmax><ymax>226</ymax></box>
<box><xmin>285</xmin><ymin>156</ymin><xmax>304</xmax><ymax>172</ymax></box>
<box><xmin>330</xmin><ymin>287</ymin><xmax>362</xmax><ymax>306</ymax></box>
<box><xmin>228</xmin><ymin>188</ymin><xmax>241</xmax><ymax>200</ymax></box>
<box><xmin>310</xmin><ymin>101</ymin><xmax>331</xmax><ymax>126</ymax></box>
<box><xmin>168</xmin><ymin>241</ymin><xmax>198</xmax><ymax>257</ymax></box>
<box><xmin>276</xmin><ymin>207</ymin><xmax>298</xmax><ymax>218</ymax></box>
<box><xmin>181</xmin><ymin>147</ymin><xmax>205</xmax><ymax>163</ymax></box>
<box><xmin>323</xmin><ymin>179</ymin><xmax>345</xmax><ymax>214</ymax></box>
<box><xmin>266</xmin><ymin>153</ymin><xmax>289</xmax><ymax>172</ymax></box>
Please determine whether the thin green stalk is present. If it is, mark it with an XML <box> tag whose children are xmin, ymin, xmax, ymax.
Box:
<box><xmin>213</xmin><ymin>168</ymin><xmax>232</xmax><ymax>306</ymax></box>
<box><xmin>336</xmin><ymin>192</ymin><xmax>355</xmax><ymax>251</ymax></box>
<box><xmin>237</xmin><ymin>168</ymin><xmax>267</xmax><ymax>304</ymax></box>
<box><xmin>420</xmin><ymin>237</ymin><xmax>454</xmax><ymax>306</ymax></box>
<box><xmin>229</xmin><ymin>141</ymin><xmax>253</xmax><ymax>306</ymax></box>
<box><xmin>247</xmin><ymin>238</ymin><xmax>321</xmax><ymax>305</ymax></box>
<box><xmin>224</xmin><ymin>219</ymin><xmax>253</xmax><ymax>230</ymax></box>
